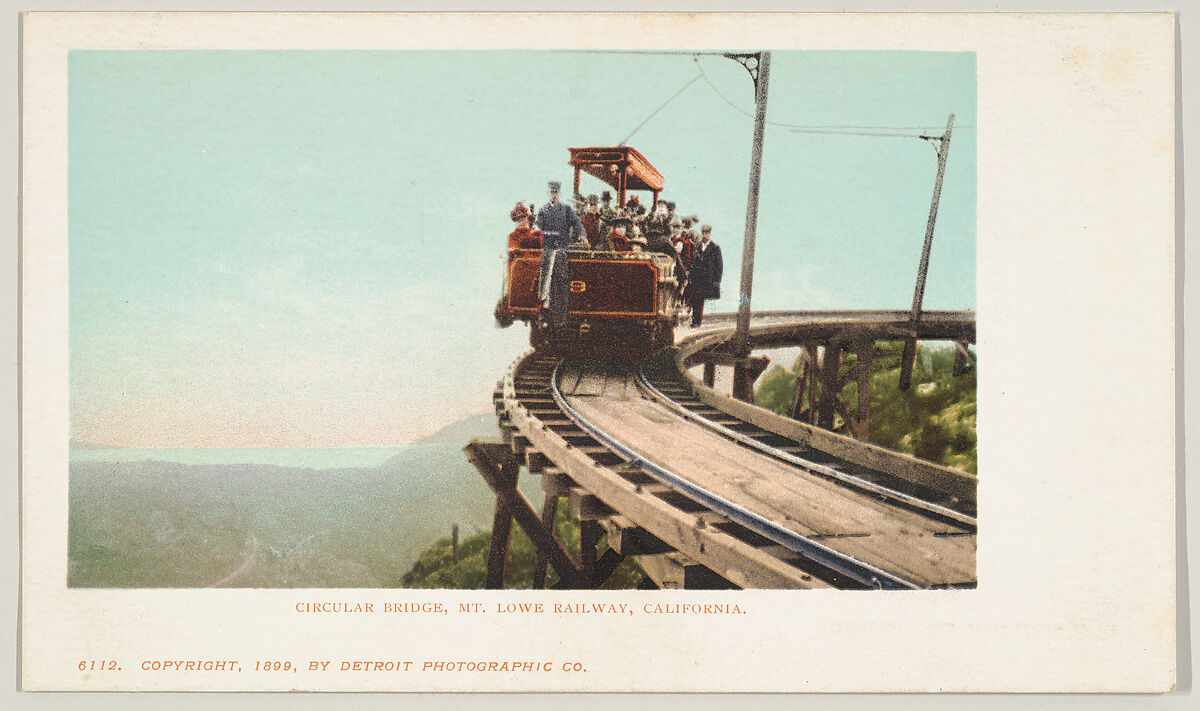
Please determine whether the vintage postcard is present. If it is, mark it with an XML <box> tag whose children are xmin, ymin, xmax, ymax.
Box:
<box><xmin>20</xmin><ymin>12</ymin><xmax>1175</xmax><ymax>692</ymax></box>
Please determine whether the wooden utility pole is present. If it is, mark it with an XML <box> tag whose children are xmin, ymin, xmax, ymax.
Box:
<box><xmin>900</xmin><ymin>113</ymin><xmax>955</xmax><ymax>391</ymax></box>
<box><xmin>730</xmin><ymin>51</ymin><xmax>771</xmax><ymax>401</ymax></box>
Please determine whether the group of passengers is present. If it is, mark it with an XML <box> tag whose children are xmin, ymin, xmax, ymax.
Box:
<box><xmin>507</xmin><ymin>185</ymin><xmax>709</xmax><ymax>282</ymax></box>
<box><xmin>506</xmin><ymin>181</ymin><xmax>723</xmax><ymax>328</ymax></box>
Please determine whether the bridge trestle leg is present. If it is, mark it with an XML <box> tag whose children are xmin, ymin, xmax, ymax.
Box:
<box><xmin>790</xmin><ymin>342</ymin><xmax>818</xmax><ymax>424</ymax></box>
<box><xmin>953</xmin><ymin>340</ymin><xmax>975</xmax><ymax>376</ymax></box>
<box><xmin>788</xmin><ymin>338</ymin><xmax>874</xmax><ymax>439</ymax></box>
<box><xmin>898</xmin><ymin>336</ymin><xmax>918</xmax><ymax>391</ymax></box>
<box><xmin>485</xmin><ymin>495</ymin><xmax>514</xmax><ymax>589</ymax></box>
<box><xmin>532</xmin><ymin>492</ymin><xmax>559</xmax><ymax>589</ymax></box>
<box><xmin>580</xmin><ymin>520</ymin><xmax>601</xmax><ymax>588</ymax></box>
<box><xmin>465</xmin><ymin>440</ymin><xmax>582</xmax><ymax>589</ymax></box>
<box><xmin>853</xmin><ymin>340</ymin><xmax>874</xmax><ymax>440</ymax></box>
<box><xmin>817</xmin><ymin>343</ymin><xmax>842</xmax><ymax>429</ymax></box>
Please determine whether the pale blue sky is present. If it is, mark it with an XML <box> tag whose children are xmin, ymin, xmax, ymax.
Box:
<box><xmin>69</xmin><ymin>50</ymin><xmax>975</xmax><ymax>448</ymax></box>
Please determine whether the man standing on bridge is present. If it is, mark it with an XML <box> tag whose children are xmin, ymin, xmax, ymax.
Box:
<box><xmin>536</xmin><ymin>181</ymin><xmax>585</xmax><ymax>326</ymax></box>
<box><xmin>683</xmin><ymin>224</ymin><xmax>723</xmax><ymax>327</ymax></box>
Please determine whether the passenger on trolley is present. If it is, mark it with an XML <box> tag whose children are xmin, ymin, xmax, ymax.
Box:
<box><xmin>606</xmin><ymin>218</ymin><xmax>633</xmax><ymax>252</ymax></box>
<box><xmin>683</xmin><ymin>224</ymin><xmax>723</xmax><ymax>328</ymax></box>
<box><xmin>507</xmin><ymin>202</ymin><xmax>543</xmax><ymax>250</ymax></box>
<box><xmin>535</xmin><ymin>181</ymin><xmax>585</xmax><ymax>326</ymax></box>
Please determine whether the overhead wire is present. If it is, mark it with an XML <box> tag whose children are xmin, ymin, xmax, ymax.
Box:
<box><xmin>619</xmin><ymin>73</ymin><xmax>704</xmax><ymax>146</ymax></box>
<box><xmin>691</xmin><ymin>56</ymin><xmax>974</xmax><ymax>138</ymax></box>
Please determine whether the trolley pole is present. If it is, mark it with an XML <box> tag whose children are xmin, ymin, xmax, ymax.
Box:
<box><xmin>900</xmin><ymin>113</ymin><xmax>955</xmax><ymax>391</ymax></box>
<box><xmin>730</xmin><ymin>51</ymin><xmax>770</xmax><ymax>402</ymax></box>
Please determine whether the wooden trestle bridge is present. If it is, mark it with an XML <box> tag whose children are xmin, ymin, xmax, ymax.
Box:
<box><xmin>467</xmin><ymin>309</ymin><xmax>977</xmax><ymax>590</ymax></box>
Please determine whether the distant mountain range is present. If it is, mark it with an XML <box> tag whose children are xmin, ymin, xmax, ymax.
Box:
<box><xmin>413</xmin><ymin>412</ymin><xmax>500</xmax><ymax>446</ymax></box>
<box><xmin>67</xmin><ymin>411</ymin><xmax>541</xmax><ymax>588</ymax></box>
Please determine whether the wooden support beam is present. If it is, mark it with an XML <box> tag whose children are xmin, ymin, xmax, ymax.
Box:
<box><xmin>732</xmin><ymin>355</ymin><xmax>770</xmax><ymax>403</ymax></box>
<box><xmin>830</xmin><ymin>393</ymin><xmax>855</xmax><ymax>435</ymax></box>
<box><xmin>953</xmin><ymin>340</ymin><xmax>974</xmax><ymax>376</ymax></box>
<box><xmin>485</xmin><ymin>495</ymin><xmax>514</xmax><ymax>590</ymax></box>
<box><xmin>605</xmin><ymin>516</ymin><xmax>676</xmax><ymax>556</ymax></box>
<box><xmin>580</xmin><ymin>520</ymin><xmax>602</xmax><ymax>588</ymax></box>
<box><xmin>636</xmin><ymin>552</ymin><xmax>739</xmax><ymax>590</ymax></box>
<box><xmin>525</xmin><ymin>449</ymin><xmax>551</xmax><ymax>473</ymax></box>
<box><xmin>541</xmin><ymin>471</ymin><xmax>575</xmax><ymax>497</ymax></box>
<box><xmin>899</xmin><ymin>337</ymin><xmax>918</xmax><ymax>391</ymax></box>
<box><xmin>533</xmin><ymin>492</ymin><xmax>560</xmax><ymax>589</ymax></box>
<box><xmin>789</xmin><ymin>342</ymin><xmax>819</xmax><ymax>424</ymax></box>
<box><xmin>568</xmin><ymin>487</ymin><xmax>616</xmax><ymax>521</ymax></box>
<box><xmin>817</xmin><ymin>343</ymin><xmax>841</xmax><ymax>430</ymax></box>
<box><xmin>510</xmin><ymin>434</ymin><xmax>531</xmax><ymax>457</ymax></box>
<box><xmin>855</xmin><ymin>341</ymin><xmax>874</xmax><ymax>440</ymax></box>
<box><xmin>695</xmin><ymin>352</ymin><xmax>771</xmax><ymax>369</ymax></box>
<box><xmin>465</xmin><ymin>441</ymin><xmax>581</xmax><ymax>588</ymax></box>
<box><xmin>788</xmin><ymin>348</ymin><xmax>811</xmax><ymax>421</ymax></box>
<box><xmin>594</xmin><ymin>547</ymin><xmax>625</xmax><ymax>587</ymax></box>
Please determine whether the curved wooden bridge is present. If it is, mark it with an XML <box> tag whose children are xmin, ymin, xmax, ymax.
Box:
<box><xmin>467</xmin><ymin>309</ymin><xmax>977</xmax><ymax>590</ymax></box>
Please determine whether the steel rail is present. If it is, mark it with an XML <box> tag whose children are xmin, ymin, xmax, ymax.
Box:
<box><xmin>502</xmin><ymin>353</ymin><xmax>830</xmax><ymax>589</ymax></box>
<box><xmin>549</xmin><ymin>361</ymin><xmax>920</xmax><ymax>590</ymax></box>
<box><xmin>634</xmin><ymin>366</ymin><xmax>977</xmax><ymax>530</ymax></box>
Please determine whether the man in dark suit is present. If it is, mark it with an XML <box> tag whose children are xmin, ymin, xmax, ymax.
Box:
<box><xmin>683</xmin><ymin>224</ymin><xmax>723</xmax><ymax>327</ymax></box>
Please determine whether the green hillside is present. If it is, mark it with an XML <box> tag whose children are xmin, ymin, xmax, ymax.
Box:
<box><xmin>756</xmin><ymin>341</ymin><xmax>977</xmax><ymax>473</ymax></box>
<box><xmin>67</xmin><ymin>412</ymin><xmax>538</xmax><ymax>588</ymax></box>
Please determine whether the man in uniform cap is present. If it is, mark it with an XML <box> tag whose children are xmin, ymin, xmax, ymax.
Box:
<box><xmin>536</xmin><ymin>181</ymin><xmax>586</xmax><ymax>325</ymax></box>
<box><xmin>682</xmin><ymin>224</ymin><xmax>723</xmax><ymax>327</ymax></box>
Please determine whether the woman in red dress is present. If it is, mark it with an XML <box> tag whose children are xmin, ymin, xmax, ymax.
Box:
<box><xmin>507</xmin><ymin>202</ymin><xmax>543</xmax><ymax>250</ymax></box>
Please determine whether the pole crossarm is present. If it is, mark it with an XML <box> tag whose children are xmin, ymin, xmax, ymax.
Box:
<box><xmin>723</xmin><ymin>52</ymin><xmax>765</xmax><ymax>88</ymax></box>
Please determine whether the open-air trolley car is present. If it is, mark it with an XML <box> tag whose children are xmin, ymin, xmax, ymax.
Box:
<box><xmin>495</xmin><ymin>146</ymin><xmax>684</xmax><ymax>362</ymax></box>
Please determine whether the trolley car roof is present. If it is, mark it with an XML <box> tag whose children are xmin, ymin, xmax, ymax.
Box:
<box><xmin>568</xmin><ymin>146</ymin><xmax>665</xmax><ymax>193</ymax></box>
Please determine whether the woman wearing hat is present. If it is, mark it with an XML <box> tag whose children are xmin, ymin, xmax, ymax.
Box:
<box><xmin>507</xmin><ymin>202</ymin><xmax>543</xmax><ymax>250</ymax></box>
<box><xmin>607</xmin><ymin>218</ymin><xmax>633</xmax><ymax>252</ymax></box>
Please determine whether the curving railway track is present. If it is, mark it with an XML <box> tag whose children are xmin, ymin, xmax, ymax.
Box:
<box><xmin>476</xmin><ymin>310</ymin><xmax>977</xmax><ymax>590</ymax></box>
